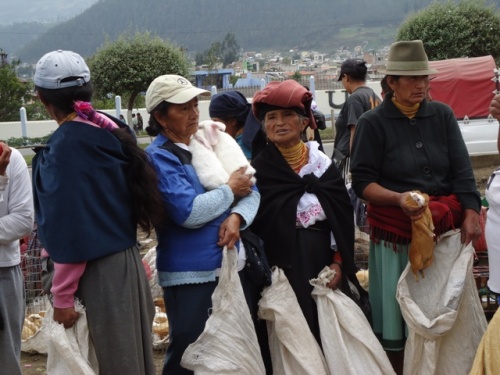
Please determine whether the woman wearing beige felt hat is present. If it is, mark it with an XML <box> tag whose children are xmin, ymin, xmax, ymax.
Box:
<box><xmin>350</xmin><ymin>40</ymin><xmax>482</xmax><ymax>374</ymax></box>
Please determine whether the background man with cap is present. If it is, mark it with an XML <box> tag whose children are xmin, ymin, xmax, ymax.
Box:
<box><xmin>350</xmin><ymin>40</ymin><xmax>481</xmax><ymax>374</ymax></box>
<box><xmin>333</xmin><ymin>58</ymin><xmax>381</xmax><ymax>180</ymax></box>
<box><xmin>0</xmin><ymin>143</ymin><xmax>33</xmax><ymax>375</ymax></box>
<box><xmin>144</xmin><ymin>74</ymin><xmax>260</xmax><ymax>375</ymax></box>
<box><xmin>32</xmin><ymin>50</ymin><xmax>165</xmax><ymax>374</ymax></box>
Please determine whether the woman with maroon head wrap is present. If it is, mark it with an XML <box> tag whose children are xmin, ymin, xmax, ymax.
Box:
<box><xmin>250</xmin><ymin>79</ymin><xmax>362</xmax><ymax>346</ymax></box>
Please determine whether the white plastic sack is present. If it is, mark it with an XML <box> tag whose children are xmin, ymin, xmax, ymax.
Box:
<box><xmin>258</xmin><ymin>267</ymin><xmax>330</xmax><ymax>375</ymax></box>
<box><xmin>310</xmin><ymin>267</ymin><xmax>395</xmax><ymax>375</ymax></box>
<box><xmin>21</xmin><ymin>295</ymin><xmax>52</xmax><ymax>354</ymax></box>
<box><xmin>396</xmin><ymin>230</ymin><xmax>487</xmax><ymax>375</ymax></box>
<box><xmin>181</xmin><ymin>247</ymin><xmax>265</xmax><ymax>374</ymax></box>
<box><xmin>45</xmin><ymin>300</ymin><xmax>99</xmax><ymax>375</ymax></box>
<box><xmin>21</xmin><ymin>325</ymin><xmax>49</xmax><ymax>355</ymax></box>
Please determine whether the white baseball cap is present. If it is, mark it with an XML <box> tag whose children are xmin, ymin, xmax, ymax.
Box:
<box><xmin>145</xmin><ymin>74</ymin><xmax>210</xmax><ymax>112</ymax></box>
<box><xmin>34</xmin><ymin>50</ymin><xmax>90</xmax><ymax>89</ymax></box>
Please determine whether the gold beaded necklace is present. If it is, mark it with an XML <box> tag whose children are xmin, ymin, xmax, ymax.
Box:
<box><xmin>278</xmin><ymin>141</ymin><xmax>308</xmax><ymax>173</ymax></box>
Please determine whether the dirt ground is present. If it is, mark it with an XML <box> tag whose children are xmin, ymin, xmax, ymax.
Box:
<box><xmin>19</xmin><ymin>164</ymin><xmax>498</xmax><ymax>374</ymax></box>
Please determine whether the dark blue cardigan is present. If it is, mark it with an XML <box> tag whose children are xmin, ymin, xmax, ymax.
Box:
<box><xmin>33</xmin><ymin>119</ymin><xmax>137</xmax><ymax>263</ymax></box>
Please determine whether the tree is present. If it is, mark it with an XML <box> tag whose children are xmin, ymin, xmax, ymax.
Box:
<box><xmin>220</xmin><ymin>33</ymin><xmax>240</xmax><ymax>67</ymax></box>
<box><xmin>292</xmin><ymin>71</ymin><xmax>302</xmax><ymax>81</ymax></box>
<box><xmin>196</xmin><ymin>33</ymin><xmax>240</xmax><ymax>69</ymax></box>
<box><xmin>87</xmin><ymin>32</ymin><xmax>191</xmax><ymax>117</ymax></box>
<box><xmin>397</xmin><ymin>0</ymin><xmax>500</xmax><ymax>61</ymax></box>
<box><xmin>0</xmin><ymin>54</ymin><xmax>30</xmax><ymax>121</ymax></box>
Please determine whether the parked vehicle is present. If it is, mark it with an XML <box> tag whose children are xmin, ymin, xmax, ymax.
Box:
<box><xmin>429</xmin><ymin>55</ymin><xmax>499</xmax><ymax>156</ymax></box>
<box><xmin>459</xmin><ymin>117</ymin><xmax>498</xmax><ymax>156</ymax></box>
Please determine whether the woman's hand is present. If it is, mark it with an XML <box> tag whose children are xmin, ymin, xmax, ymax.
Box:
<box><xmin>227</xmin><ymin>167</ymin><xmax>253</xmax><ymax>198</ymax></box>
<box><xmin>327</xmin><ymin>263</ymin><xmax>342</xmax><ymax>290</ymax></box>
<box><xmin>218</xmin><ymin>213</ymin><xmax>243</xmax><ymax>249</ymax></box>
<box><xmin>399</xmin><ymin>191</ymin><xmax>426</xmax><ymax>220</ymax></box>
<box><xmin>461</xmin><ymin>208</ymin><xmax>482</xmax><ymax>246</ymax></box>
<box><xmin>53</xmin><ymin>307</ymin><xmax>79</xmax><ymax>329</ymax></box>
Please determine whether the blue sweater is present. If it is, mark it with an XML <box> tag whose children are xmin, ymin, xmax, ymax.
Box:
<box><xmin>146</xmin><ymin>133</ymin><xmax>259</xmax><ymax>286</ymax></box>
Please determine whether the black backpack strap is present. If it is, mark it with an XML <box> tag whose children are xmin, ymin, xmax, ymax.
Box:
<box><xmin>159</xmin><ymin>140</ymin><xmax>192</xmax><ymax>165</ymax></box>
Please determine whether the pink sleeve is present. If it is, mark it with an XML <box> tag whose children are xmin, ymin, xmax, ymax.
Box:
<box><xmin>51</xmin><ymin>261</ymin><xmax>87</xmax><ymax>309</ymax></box>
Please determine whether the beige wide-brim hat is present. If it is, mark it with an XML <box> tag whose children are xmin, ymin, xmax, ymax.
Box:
<box><xmin>379</xmin><ymin>40</ymin><xmax>438</xmax><ymax>76</ymax></box>
<box><xmin>145</xmin><ymin>74</ymin><xmax>210</xmax><ymax>112</ymax></box>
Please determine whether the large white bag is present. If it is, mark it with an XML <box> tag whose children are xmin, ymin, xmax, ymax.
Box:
<box><xmin>310</xmin><ymin>267</ymin><xmax>395</xmax><ymax>375</ymax></box>
<box><xmin>45</xmin><ymin>301</ymin><xmax>99</xmax><ymax>375</ymax></box>
<box><xmin>21</xmin><ymin>296</ymin><xmax>52</xmax><ymax>354</ymax></box>
<box><xmin>258</xmin><ymin>267</ymin><xmax>330</xmax><ymax>375</ymax></box>
<box><xmin>181</xmin><ymin>248</ymin><xmax>265</xmax><ymax>374</ymax></box>
<box><xmin>397</xmin><ymin>230</ymin><xmax>487</xmax><ymax>375</ymax></box>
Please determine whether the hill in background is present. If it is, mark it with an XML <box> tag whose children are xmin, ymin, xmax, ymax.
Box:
<box><xmin>4</xmin><ymin>0</ymin><xmax>500</xmax><ymax>63</ymax></box>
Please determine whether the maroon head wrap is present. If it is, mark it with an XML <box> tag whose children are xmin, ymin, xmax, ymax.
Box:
<box><xmin>252</xmin><ymin>80</ymin><xmax>317</xmax><ymax>129</ymax></box>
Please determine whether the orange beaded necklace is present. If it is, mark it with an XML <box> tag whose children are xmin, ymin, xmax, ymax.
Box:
<box><xmin>278</xmin><ymin>141</ymin><xmax>309</xmax><ymax>173</ymax></box>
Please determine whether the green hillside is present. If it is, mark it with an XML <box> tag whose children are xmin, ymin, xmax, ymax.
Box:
<box><xmin>8</xmin><ymin>0</ymin><xmax>500</xmax><ymax>63</ymax></box>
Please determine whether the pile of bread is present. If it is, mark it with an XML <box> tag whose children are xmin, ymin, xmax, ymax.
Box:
<box><xmin>356</xmin><ymin>269</ymin><xmax>369</xmax><ymax>292</ymax></box>
<box><xmin>152</xmin><ymin>298</ymin><xmax>169</xmax><ymax>349</ymax></box>
<box><xmin>21</xmin><ymin>299</ymin><xmax>169</xmax><ymax>350</ymax></box>
<box><xmin>22</xmin><ymin>312</ymin><xmax>46</xmax><ymax>341</ymax></box>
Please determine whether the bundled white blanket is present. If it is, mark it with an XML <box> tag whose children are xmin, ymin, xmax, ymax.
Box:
<box><xmin>188</xmin><ymin>120</ymin><xmax>255</xmax><ymax>190</ymax></box>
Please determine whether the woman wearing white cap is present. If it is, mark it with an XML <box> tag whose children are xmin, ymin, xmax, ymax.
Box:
<box><xmin>144</xmin><ymin>75</ymin><xmax>260</xmax><ymax>375</ymax></box>
<box><xmin>350</xmin><ymin>40</ymin><xmax>482</xmax><ymax>374</ymax></box>
<box><xmin>33</xmin><ymin>50</ymin><xmax>165</xmax><ymax>374</ymax></box>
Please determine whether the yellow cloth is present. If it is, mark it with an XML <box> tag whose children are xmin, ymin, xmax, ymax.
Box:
<box><xmin>391</xmin><ymin>96</ymin><xmax>420</xmax><ymax>119</ymax></box>
<box><xmin>470</xmin><ymin>309</ymin><xmax>500</xmax><ymax>375</ymax></box>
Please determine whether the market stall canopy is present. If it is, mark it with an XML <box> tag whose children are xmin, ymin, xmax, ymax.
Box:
<box><xmin>428</xmin><ymin>55</ymin><xmax>497</xmax><ymax>120</ymax></box>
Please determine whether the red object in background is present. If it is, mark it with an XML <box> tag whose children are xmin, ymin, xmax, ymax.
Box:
<box><xmin>475</xmin><ymin>207</ymin><xmax>488</xmax><ymax>253</ymax></box>
<box><xmin>142</xmin><ymin>259</ymin><xmax>152</xmax><ymax>280</ymax></box>
<box><xmin>428</xmin><ymin>55</ymin><xmax>496</xmax><ymax>120</ymax></box>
